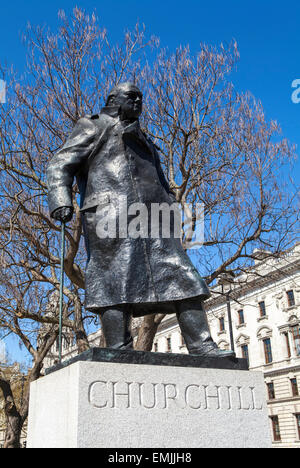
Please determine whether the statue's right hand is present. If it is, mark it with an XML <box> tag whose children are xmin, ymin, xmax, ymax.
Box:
<box><xmin>52</xmin><ymin>206</ymin><xmax>74</xmax><ymax>223</ymax></box>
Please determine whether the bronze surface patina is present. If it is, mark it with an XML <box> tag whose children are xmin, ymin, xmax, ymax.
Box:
<box><xmin>47</xmin><ymin>82</ymin><xmax>235</xmax><ymax>359</ymax></box>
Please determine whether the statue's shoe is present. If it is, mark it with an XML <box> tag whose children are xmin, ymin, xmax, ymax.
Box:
<box><xmin>190</xmin><ymin>347</ymin><xmax>236</xmax><ymax>358</ymax></box>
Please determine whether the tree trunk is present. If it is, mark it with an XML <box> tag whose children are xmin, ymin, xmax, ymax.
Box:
<box><xmin>134</xmin><ymin>314</ymin><xmax>165</xmax><ymax>351</ymax></box>
<box><xmin>0</xmin><ymin>328</ymin><xmax>59</xmax><ymax>448</ymax></box>
<box><xmin>0</xmin><ymin>379</ymin><xmax>22</xmax><ymax>448</ymax></box>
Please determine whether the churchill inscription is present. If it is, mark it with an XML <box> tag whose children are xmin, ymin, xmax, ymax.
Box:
<box><xmin>88</xmin><ymin>380</ymin><xmax>263</xmax><ymax>411</ymax></box>
<box><xmin>27</xmin><ymin>361</ymin><xmax>272</xmax><ymax>447</ymax></box>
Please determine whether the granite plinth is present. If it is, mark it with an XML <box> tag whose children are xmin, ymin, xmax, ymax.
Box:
<box><xmin>28</xmin><ymin>358</ymin><xmax>272</xmax><ymax>448</ymax></box>
<box><xmin>45</xmin><ymin>347</ymin><xmax>248</xmax><ymax>375</ymax></box>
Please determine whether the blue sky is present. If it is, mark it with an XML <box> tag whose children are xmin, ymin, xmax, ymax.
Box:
<box><xmin>1</xmin><ymin>0</ymin><xmax>299</xmax><ymax>363</ymax></box>
<box><xmin>1</xmin><ymin>0</ymin><xmax>300</xmax><ymax>179</ymax></box>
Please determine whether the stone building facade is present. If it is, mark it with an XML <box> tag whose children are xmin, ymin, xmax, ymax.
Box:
<box><xmin>153</xmin><ymin>243</ymin><xmax>300</xmax><ymax>448</ymax></box>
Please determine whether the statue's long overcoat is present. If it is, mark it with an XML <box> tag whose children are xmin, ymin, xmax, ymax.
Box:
<box><xmin>47</xmin><ymin>106</ymin><xmax>210</xmax><ymax>313</ymax></box>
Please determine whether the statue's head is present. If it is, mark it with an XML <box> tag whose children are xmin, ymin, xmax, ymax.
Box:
<box><xmin>106</xmin><ymin>82</ymin><xmax>143</xmax><ymax>120</ymax></box>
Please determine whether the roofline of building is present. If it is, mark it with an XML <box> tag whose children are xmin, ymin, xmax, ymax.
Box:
<box><xmin>206</xmin><ymin>257</ymin><xmax>300</xmax><ymax>310</ymax></box>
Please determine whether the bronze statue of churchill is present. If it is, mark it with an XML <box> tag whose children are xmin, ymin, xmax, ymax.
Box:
<box><xmin>47</xmin><ymin>82</ymin><xmax>233</xmax><ymax>358</ymax></box>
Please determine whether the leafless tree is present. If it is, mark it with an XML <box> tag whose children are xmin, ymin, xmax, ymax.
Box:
<box><xmin>0</xmin><ymin>322</ymin><xmax>57</xmax><ymax>448</ymax></box>
<box><xmin>0</xmin><ymin>8</ymin><xmax>157</xmax><ymax>447</ymax></box>
<box><xmin>135</xmin><ymin>44</ymin><xmax>298</xmax><ymax>349</ymax></box>
<box><xmin>0</xmin><ymin>9</ymin><xmax>157</xmax><ymax>347</ymax></box>
<box><xmin>0</xmin><ymin>7</ymin><xmax>298</xmax><ymax>444</ymax></box>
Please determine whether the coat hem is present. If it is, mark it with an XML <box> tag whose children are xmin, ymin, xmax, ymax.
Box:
<box><xmin>85</xmin><ymin>291</ymin><xmax>211</xmax><ymax>314</ymax></box>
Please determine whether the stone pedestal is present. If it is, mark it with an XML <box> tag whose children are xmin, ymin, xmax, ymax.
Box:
<box><xmin>27</xmin><ymin>349</ymin><xmax>272</xmax><ymax>448</ymax></box>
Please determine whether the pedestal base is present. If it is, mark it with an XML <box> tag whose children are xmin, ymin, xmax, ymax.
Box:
<box><xmin>27</xmin><ymin>350</ymin><xmax>271</xmax><ymax>448</ymax></box>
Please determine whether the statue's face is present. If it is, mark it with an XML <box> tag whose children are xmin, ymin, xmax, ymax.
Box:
<box><xmin>113</xmin><ymin>85</ymin><xmax>143</xmax><ymax>120</ymax></box>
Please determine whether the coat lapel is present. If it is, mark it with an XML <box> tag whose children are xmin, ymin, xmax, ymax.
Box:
<box><xmin>122</xmin><ymin>120</ymin><xmax>153</xmax><ymax>156</ymax></box>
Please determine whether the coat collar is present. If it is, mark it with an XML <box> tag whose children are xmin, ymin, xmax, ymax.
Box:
<box><xmin>100</xmin><ymin>106</ymin><xmax>142</xmax><ymax>129</ymax></box>
<box><xmin>99</xmin><ymin>106</ymin><xmax>153</xmax><ymax>156</ymax></box>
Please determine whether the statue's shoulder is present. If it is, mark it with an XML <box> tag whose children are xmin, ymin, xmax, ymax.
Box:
<box><xmin>69</xmin><ymin>114</ymin><xmax>108</xmax><ymax>139</ymax></box>
<box><xmin>83</xmin><ymin>113</ymin><xmax>100</xmax><ymax>120</ymax></box>
<box><xmin>79</xmin><ymin>114</ymin><xmax>102</xmax><ymax>127</ymax></box>
<box><xmin>74</xmin><ymin>114</ymin><xmax>99</xmax><ymax>129</ymax></box>
<box><xmin>83</xmin><ymin>111</ymin><xmax>115</xmax><ymax>130</ymax></box>
<box><xmin>65</xmin><ymin>115</ymin><xmax>97</xmax><ymax>140</ymax></box>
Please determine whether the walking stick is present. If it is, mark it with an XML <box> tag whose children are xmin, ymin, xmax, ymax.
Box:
<box><xmin>58</xmin><ymin>220</ymin><xmax>66</xmax><ymax>363</ymax></box>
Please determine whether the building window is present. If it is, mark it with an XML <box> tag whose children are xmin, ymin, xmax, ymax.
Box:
<box><xmin>241</xmin><ymin>344</ymin><xmax>249</xmax><ymax>364</ymax></box>
<box><xmin>166</xmin><ymin>337</ymin><xmax>171</xmax><ymax>353</ymax></box>
<box><xmin>258</xmin><ymin>301</ymin><xmax>266</xmax><ymax>317</ymax></box>
<box><xmin>63</xmin><ymin>336</ymin><xmax>70</xmax><ymax>350</ymax></box>
<box><xmin>270</xmin><ymin>416</ymin><xmax>281</xmax><ymax>441</ymax></box>
<box><xmin>284</xmin><ymin>332</ymin><xmax>291</xmax><ymax>358</ymax></box>
<box><xmin>238</xmin><ymin>309</ymin><xmax>245</xmax><ymax>325</ymax></box>
<box><xmin>291</xmin><ymin>378</ymin><xmax>299</xmax><ymax>397</ymax></box>
<box><xmin>291</xmin><ymin>325</ymin><xmax>300</xmax><ymax>356</ymax></box>
<box><xmin>295</xmin><ymin>414</ymin><xmax>300</xmax><ymax>439</ymax></box>
<box><xmin>263</xmin><ymin>338</ymin><xmax>273</xmax><ymax>364</ymax></box>
<box><xmin>267</xmin><ymin>382</ymin><xmax>275</xmax><ymax>400</ymax></box>
<box><xmin>181</xmin><ymin>334</ymin><xmax>185</xmax><ymax>347</ymax></box>
<box><xmin>287</xmin><ymin>290</ymin><xmax>295</xmax><ymax>307</ymax></box>
<box><xmin>219</xmin><ymin>317</ymin><xmax>225</xmax><ymax>332</ymax></box>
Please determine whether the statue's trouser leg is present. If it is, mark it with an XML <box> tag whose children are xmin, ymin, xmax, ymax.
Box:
<box><xmin>176</xmin><ymin>297</ymin><xmax>217</xmax><ymax>354</ymax></box>
<box><xmin>99</xmin><ymin>306</ymin><xmax>133</xmax><ymax>350</ymax></box>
